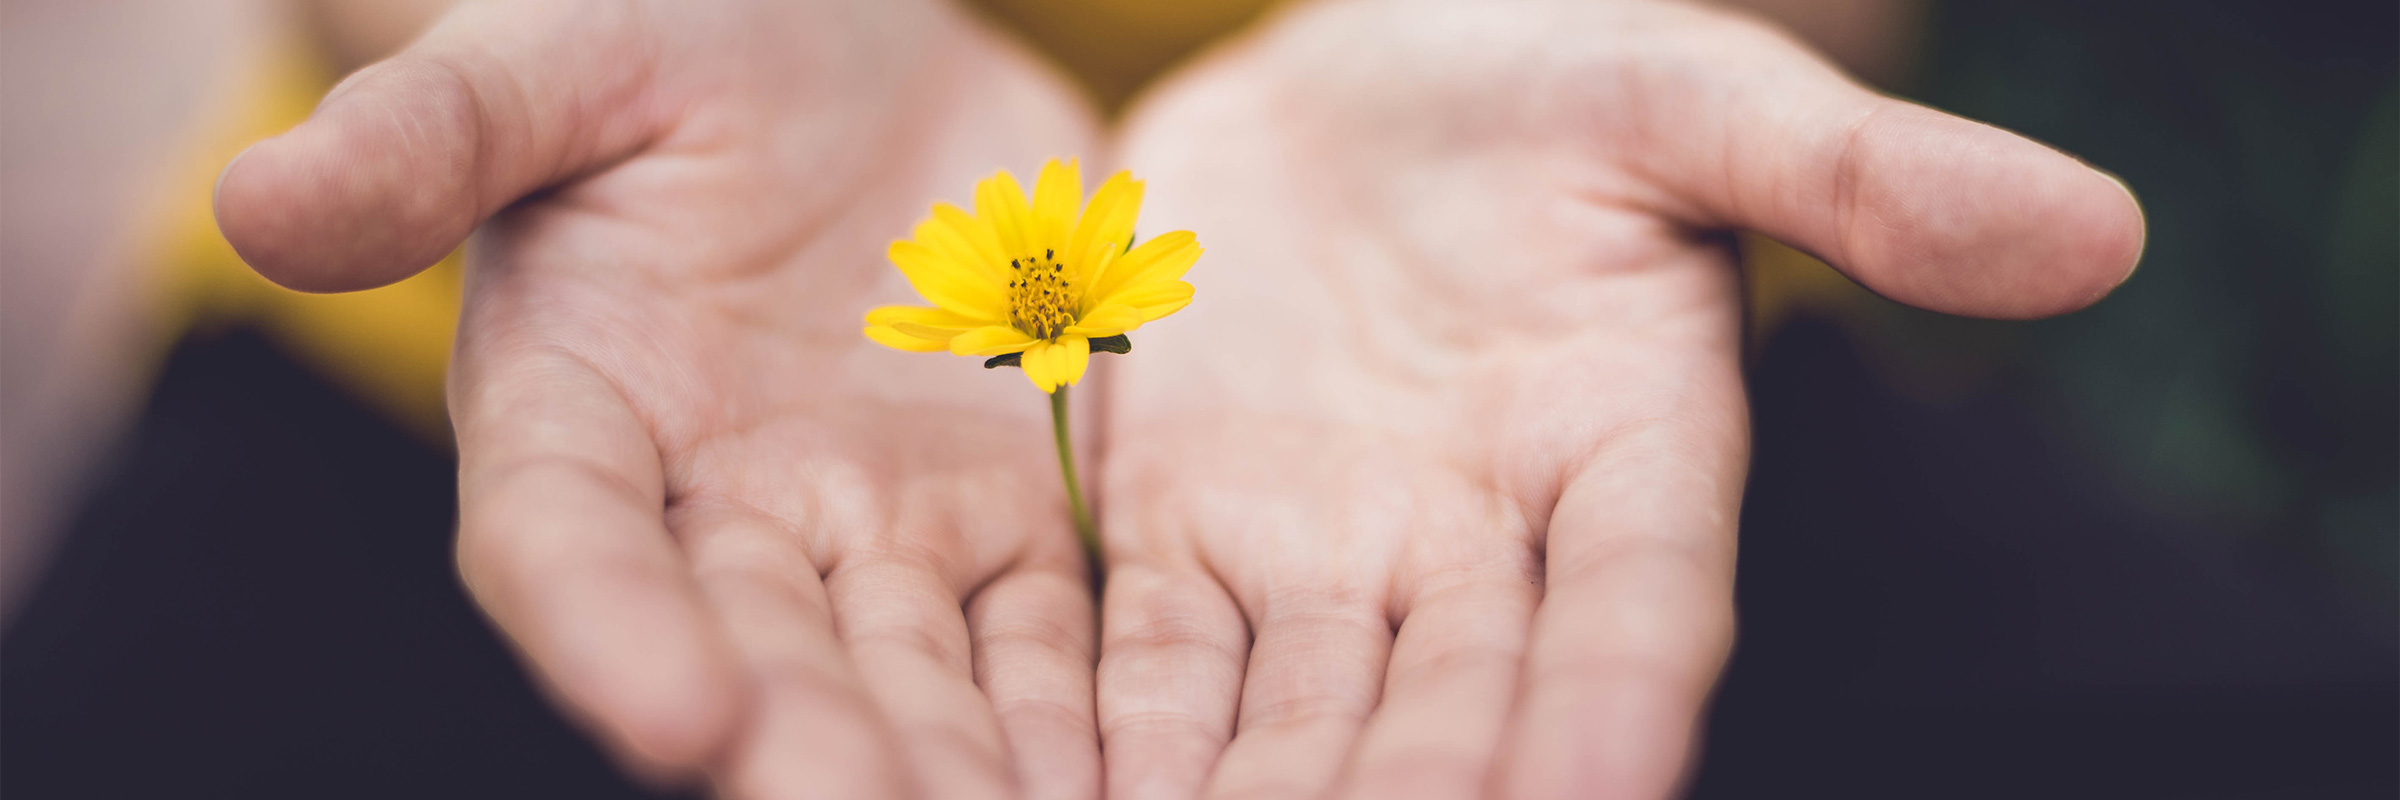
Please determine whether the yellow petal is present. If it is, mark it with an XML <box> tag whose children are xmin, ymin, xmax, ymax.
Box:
<box><xmin>1052</xmin><ymin>334</ymin><xmax>1090</xmax><ymax>387</ymax></box>
<box><xmin>864</xmin><ymin>325</ymin><xmax>949</xmax><ymax>352</ymax></box>
<box><xmin>1062</xmin><ymin>302</ymin><xmax>1141</xmax><ymax>337</ymax></box>
<box><xmin>863</xmin><ymin>306</ymin><xmax>981</xmax><ymax>350</ymax></box>
<box><xmin>1031</xmin><ymin>159</ymin><xmax>1082</xmax><ymax>254</ymax></box>
<box><xmin>913</xmin><ymin>211</ymin><xmax>1001</xmax><ymax>283</ymax></box>
<box><xmin>1113</xmin><ymin>280</ymin><xmax>1195</xmax><ymax>322</ymax></box>
<box><xmin>894</xmin><ymin>322</ymin><xmax>969</xmax><ymax>340</ymax></box>
<box><xmin>865</xmin><ymin>305</ymin><xmax>983</xmax><ymax>330</ymax></box>
<box><xmin>1077</xmin><ymin>245</ymin><xmax>1120</xmax><ymax>312</ymax></box>
<box><xmin>1089</xmin><ymin>230</ymin><xmax>1200</xmax><ymax>306</ymax></box>
<box><xmin>976</xmin><ymin>170</ymin><xmax>1034</xmax><ymax>256</ymax></box>
<box><xmin>889</xmin><ymin>240</ymin><xmax>1007</xmax><ymax>320</ymax></box>
<box><xmin>932</xmin><ymin>203</ymin><xmax>1008</xmax><ymax>275</ymax></box>
<box><xmin>1069</xmin><ymin>172</ymin><xmax>1142</xmax><ymax>284</ymax></box>
<box><xmin>949</xmin><ymin>325</ymin><xmax>1039</xmax><ymax>356</ymax></box>
<box><xmin>1019</xmin><ymin>339</ymin><xmax>1060</xmax><ymax>392</ymax></box>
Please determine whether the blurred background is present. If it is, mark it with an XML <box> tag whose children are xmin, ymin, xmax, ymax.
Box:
<box><xmin>2</xmin><ymin>0</ymin><xmax>2391</xmax><ymax>797</ymax></box>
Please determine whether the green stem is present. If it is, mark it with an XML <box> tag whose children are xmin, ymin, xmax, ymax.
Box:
<box><xmin>1050</xmin><ymin>386</ymin><xmax>1101</xmax><ymax>569</ymax></box>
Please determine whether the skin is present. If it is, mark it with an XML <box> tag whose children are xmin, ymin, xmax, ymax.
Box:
<box><xmin>1094</xmin><ymin>1</ymin><xmax>2141</xmax><ymax>799</ymax></box>
<box><xmin>214</xmin><ymin>0</ymin><xmax>2142</xmax><ymax>798</ymax></box>
<box><xmin>218</xmin><ymin>0</ymin><xmax>1107</xmax><ymax>797</ymax></box>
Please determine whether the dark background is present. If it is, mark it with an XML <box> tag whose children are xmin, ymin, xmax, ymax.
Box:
<box><xmin>5</xmin><ymin>0</ymin><xmax>2392</xmax><ymax>797</ymax></box>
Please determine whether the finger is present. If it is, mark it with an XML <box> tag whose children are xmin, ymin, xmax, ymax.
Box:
<box><xmin>1623</xmin><ymin>6</ymin><xmax>2144</xmax><ymax>319</ymax></box>
<box><xmin>1203</xmin><ymin>589</ymin><xmax>1394</xmax><ymax>800</ymax></box>
<box><xmin>966</xmin><ymin>562</ymin><xmax>1103</xmax><ymax>800</ymax></box>
<box><xmin>451</xmin><ymin>350</ymin><xmax>744</xmax><ymax>780</ymax></box>
<box><xmin>1336</xmin><ymin>568</ymin><xmax>1539</xmax><ymax>800</ymax></box>
<box><xmin>1495</xmin><ymin>398</ymin><xmax>1749</xmax><ymax>800</ymax></box>
<box><xmin>827</xmin><ymin>557</ymin><xmax>1018</xmax><ymax>800</ymax></box>
<box><xmin>214</xmin><ymin>0</ymin><xmax>667</xmax><ymax>292</ymax></box>
<box><xmin>674</xmin><ymin>504</ymin><xmax>910</xmax><ymax>799</ymax></box>
<box><xmin>1096</xmin><ymin>564</ymin><xmax>1250</xmax><ymax>800</ymax></box>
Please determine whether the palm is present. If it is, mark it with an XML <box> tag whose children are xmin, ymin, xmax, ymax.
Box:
<box><xmin>248</xmin><ymin>1</ymin><xmax>1106</xmax><ymax>797</ymax></box>
<box><xmin>1096</xmin><ymin>156</ymin><xmax>1739</xmax><ymax>797</ymax></box>
<box><xmin>1091</xmin><ymin>1</ymin><xmax>2139</xmax><ymax>798</ymax></box>
<box><xmin>466</xmin><ymin>6</ymin><xmax>1089</xmax><ymax>599</ymax></box>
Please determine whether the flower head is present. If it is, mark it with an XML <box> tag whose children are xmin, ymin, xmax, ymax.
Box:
<box><xmin>864</xmin><ymin>159</ymin><xmax>1199</xmax><ymax>392</ymax></box>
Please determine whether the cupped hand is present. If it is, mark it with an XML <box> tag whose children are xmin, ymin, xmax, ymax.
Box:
<box><xmin>1092</xmin><ymin>1</ymin><xmax>2143</xmax><ymax>798</ymax></box>
<box><xmin>215</xmin><ymin>1</ymin><xmax>1106</xmax><ymax>797</ymax></box>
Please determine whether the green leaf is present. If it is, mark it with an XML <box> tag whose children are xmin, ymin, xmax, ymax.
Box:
<box><xmin>983</xmin><ymin>352</ymin><xmax>1022</xmax><ymax>369</ymax></box>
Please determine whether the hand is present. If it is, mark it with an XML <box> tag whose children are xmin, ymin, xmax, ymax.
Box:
<box><xmin>215</xmin><ymin>1</ymin><xmax>1106</xmax><ymax>796</ymax></box>
<box><xmin>1092</xmin><ymin>1</ymin><xmax>2142</xmax><ymax>798</ymax></box>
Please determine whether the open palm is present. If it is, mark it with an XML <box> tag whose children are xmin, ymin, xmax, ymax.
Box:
<box><xmin>217</xmin><ymin>0</ymin><xmax>2144</xmax><ymax>798</ymax></box>
<box><xmin>1091</xmin><ymin>1</ymin><xmax>2143</xmax><ymax>798</ymax></box>
<box><xmin>217</xmin><ymin>1</ymin><xmax>1106</xmax><ymax>797</ymax></box>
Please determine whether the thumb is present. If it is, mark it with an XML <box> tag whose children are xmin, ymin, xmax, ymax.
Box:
<box><xmin>1628</xmin><ymin>11</ymin><xmax>2145</xmax><ymax>320</ymax></box>
<box><xmin>214</xmin><ymin>1</ymin><xmax>666</xmax><ymax>293</ymax></box>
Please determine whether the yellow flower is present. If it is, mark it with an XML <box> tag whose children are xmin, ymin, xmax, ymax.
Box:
<box><xmin>862</xmin><ymin>159</ymin><xmax>1200</xmax><ymax>392</ymax></box>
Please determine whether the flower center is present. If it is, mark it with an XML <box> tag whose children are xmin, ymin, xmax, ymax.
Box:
<box><xmin>1007</xmin><ymin>248</ymin><xmax>1076</xmax><ymax>340</ymax></box>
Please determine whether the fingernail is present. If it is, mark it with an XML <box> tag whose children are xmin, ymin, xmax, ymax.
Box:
<box><xmin>2092</xmin><ymin>166</ymin><xmax>2147</xmax><ymax>287</ymax></box>
<box><xmin>212</xmin><ymin>141</ymin><xmax>261</xmax><ymax>220</ymax></box>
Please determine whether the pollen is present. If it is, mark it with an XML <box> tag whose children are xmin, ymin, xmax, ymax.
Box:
<box><xmin>1008</xmin><ymin>248</ymin><xmax>1076</xmax><ymax>339</ymax></box>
